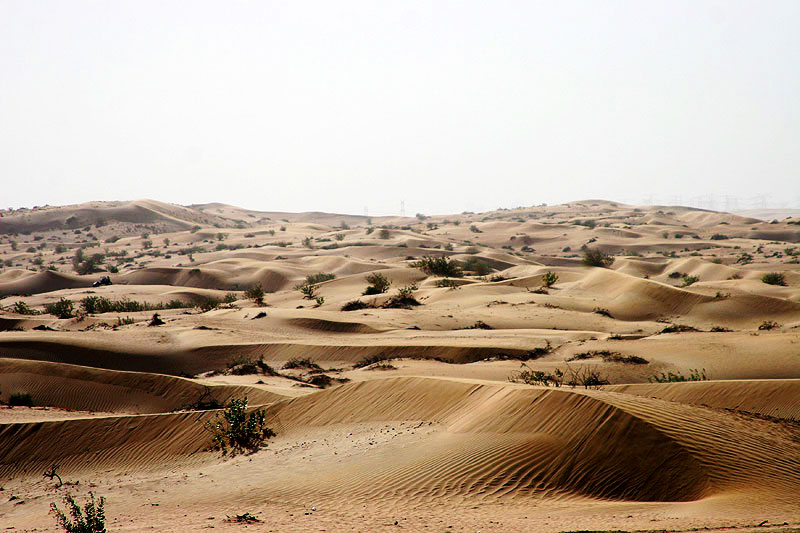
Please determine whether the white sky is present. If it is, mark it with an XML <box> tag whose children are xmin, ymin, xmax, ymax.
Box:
<box><xmin>1</xmin><ymin>0</ymin><xmax>798</xmax><ymax>215</ymax></box>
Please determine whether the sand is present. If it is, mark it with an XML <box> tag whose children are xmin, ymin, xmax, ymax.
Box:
<box><xmin>0</xmin><ymin>199</ymin><xmax>798</xmax><ymax>531</ymax></box>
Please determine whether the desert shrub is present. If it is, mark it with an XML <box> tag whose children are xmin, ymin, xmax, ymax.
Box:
<box><xmin>45</xmin><ymin>298</ymin><xmax>74</xmax><ymax>319</ymax></box>
<box><xmin>9</xmin><ymin>392</ymin><xmax>33</xmax><ymax>407</ymax></box>
<box><xmin>761</xmin><ymin>272</ymin><xmax>786</xmax><ymax>286</ymax></box>
<box><xmin>196</xmin><ymin>297</ymin><xmax>221</xmax><ymax>313</ymax></box>
<box><xmin>295</xmin><ymin>282</ymin><xmax>317</xmax><ymax>300</ymax></box>
<box><xmin>383</xmin><ymin>283</ymin><xmax>420</xmax><ymax>308</ymax></box>
<box><xmin>116</xmin><ymin>316</ymin><xmax>135</xmax><ymax>326</ymax></box>
<box><xmin>681</xmin><ymin>274</ymin><xmax>699</xmax><ymax>287</ymax></box>
<box><xmin>582</xmin><ymin>247</ymin><xmax>614</xmax><ymax>268</ymax></box>
<box><xmin>462</xmin><ymin>257</ymin><xmax>491</xmax><ymax>275</ymax></box>
<box><xmin>758</xmin><ymin>320</ymin><xmax>780</xmax><ymax>330</ymax></box>
<box><xmin>244</xmin><ymin>283</ymin><xmax>265</xmax><ymax>305</ymax></box>
<box><xmin>709</xmin><ymin>234</ymin><xmax>729</xmax><ymax>240</ymax></box>
<box><xmin>282</xmin><ymin>357</ymin><xmax>321</xmax><ymax>370</ymax></box>
<box><xmin>50</xmin><ymin>492</ymin><xmax>106</xmax><ymax>533</ymax></box>
<box><xmin>353</xmin><ymin>354</ymin><xmax>394</xmax><ymax>369</ymax></box>
<box><xmin>411</xmin><ymin>255</ymin><xmax>463</xmax><ymax>277</ymax></box>
<box><xmin>73</xmin><ymin>249</ymin><xmax>105</xmax><ymax>275</ymax></box>
<box><xmin>465</xmin><ymin>320</ymin><xmax>492</xmax><ymax>330</ymax></box>
<box><xmin>435</xmin><ymin>278</ymin><xmax>460</xmax><ymax>290</ymax></box>
<box><xmin>307</xmin><ymin>374</ymin><xmax>333</xmax><ymax>388</ymax></box>
<box><xmin>649</xmin><ymin>368</ymin><xmax>707</xmax><ymax>383</ymax></box>
<box><xmin>469</xmin><ymin>225</ymin><xmax>482</xmax><ymax>233</ymax></box>
<box><xmin>660</xmin><ymin>323</ymin><xmax>699</xmax><ymax>334</ymax></box>
<box><xmin>10</xmin><ymin>301</ymin><xmax>38</xmax><ymax>315</ymax></box>
<box><xmin>334</xmin><ymin>233</ymin><xmax>345</xmax><ymax>241</ymax></box>
<box><xmin>363</xmin><ymin>272</ymin><xmax>391</xmax><ymax>295</ymax></box>
<box><xmin>593</xmin><ymin>307</ymin><xmax>613</xmax><ymax>318</ymax></box>
<box><xmin>668</xmin><ymin>271</ymin><xmax>683</xmax><ymax>278</ymax></box>
<box><xmin>378</xmin><ymin>229</ymin><xmax>391</xmax><ymax>239</ymax></box>
<box><xmin>541</xmin><ymin>271</ymin><xmax>558</xmax><ymax>288</ymax></box>
<box><xmin>306</xmin><ymin>272</ymin><xmax>335</xmax><ymax>284</ymax></box>
<box><xmin>341</xmin><ymin>299</ymin><xmax>371</xmax><ymax>311</ymax></box>
<box><xmin>205</xmin><ymin>397</ymin><xmax>275</xmax><ymax>454</ymax></box>
<box><xmin>710</xmin><ymin>326</ymin><xmax>732</xmax><ymax>332</ymax></box>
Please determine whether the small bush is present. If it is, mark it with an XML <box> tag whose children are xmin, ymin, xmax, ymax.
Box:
<box><xmin>649</xmin><ymin>368</ymin><xmax>708</xmax><ymax>383</ymax></box>
<box><xmin>205</xmin><ymin>397</ymin><xmax>275</xmax><ymax>455</ymax></box>
<box><xmin>435</xmin><ymin>278</ymin><xmax>460</xmax><ymax>290</ymax></box>
<box><xmin>758</xmin><ymin>320</ymin><xmax>780</xmax><ymax>330</ymax></box>
<box><xmin>593</xmin><ymin>307</ymin><xmax>612</xmax><ymax>318</ymax></box>
<box><xmin>363</xmin><ymin>272</ymin><xmax>391</xmax><ymax>295</ymax></box>
<box><xmin>660</xmin><ymin>323</ymin><xmax>699</xmax><ymax>334</ymax></box>
<box><xmin>10</xmin><ymin>301</ymin><xmax>38</xmax><ymax>315</ymax></box>
<box><xmin>582</xmin><ymin>248</ymin><xmax>614</xmax><ymax>268</ymax></box>
<box><xmin>341</xmin><ymin>299</ymin><xmax>371</xmax><ymax>311</ymax></box>
<box><xmin>378</xmin><ymin>229</ymin><xmax>391</xmax><ymax>239</ymax></box>
<box><xmin>50</xmin><ymin>492</ymin><xmax>106</xmax><ymax>533</ymax></box>
<box><xmin>761</xmin><ymin>272</ymin><xmax>786</xmax><ymax>286</ymax></box>
<box><xmin>709</xmin><ymin>234</ymin><xmax>729</xmax><ymax>240</ymax></box>
<box><xmin>244</xmin><ymin>283</ymin><xmax>265</xmax><ymax>305</ymax></box>
<box><xmin>411</xmin><ymin>255</ymin><xmax>463</xmax><ymax>277</ymax></box>
<box><xmin>541</xmin><ymin>271</ymin><xmax>558</xmax><ymax>288</ymax></box>
<box><xmin>9</xmin><ymin>392</ymin><xmax>33</xmax><ymax>407</ymax></box>
<box><xmin>306</xmin><ymin>272</ymin><xmax>335</xmax><ymax>284</ymax></box>
<box><xmin>45</xmin><ymin>298</ymin><xmax>74</xmax><ymax>319</ymax></box>
<box><xmin>282</xmin><ymin>358</ymin><xmax>321</xmax><ymax>371</ymax></box>
<box><xmin>681</xmin><ymin>275</ymin><xmax>699</xmax><ymax>287</ymax></box>
<box><xmin>295</xmin><ymin>283</ymin><xmax>317</xmax><ymax>300</ymax></box>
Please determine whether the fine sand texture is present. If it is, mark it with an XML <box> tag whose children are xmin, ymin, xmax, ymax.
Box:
<box><xmin>0</xmin><ymin>199</ymin><xmax>798</xmax><ymax>531</ymax></box>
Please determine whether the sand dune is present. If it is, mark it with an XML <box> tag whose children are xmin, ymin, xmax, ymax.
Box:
<box><xmin>1</xmin><ymin>199</ymin><xmax>798</xmax><ymax>531</ymax></box>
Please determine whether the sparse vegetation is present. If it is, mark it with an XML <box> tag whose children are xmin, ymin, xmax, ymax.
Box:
<box><xmin>341</xmin><ymin>299</ymin><xmax>371</xmax><ymax>311</ymax></box>
<box><xmin>45</xmin><ymin>298</ymin><xmax>74</xmax><ymax>319</ymax></box>
<box><xmin>411</xmin><ymin>255</ymin><xmax>463</xmax><ymax>277</ymax></box>
<box><xmin>541</xmin><ymin>271</ymin><xmax>558</xmax><ymax>288</ymax></box>
<box><xmin>244</xmin><ymin>282</ymin><xmax>265</xmax><ymax>305</ymax></box>
<box><xmin>9</xmin><ymin>392</ymin><xmax>33</xmax><ymax>407</ymax></box>
<box><xmin>204</xmin><ymin>397</ymin><xmax>275</xmax><ymax>455</ymax></box>
<box><xmin>50</xmin><ymin>492</ymin><xmax>106</xmax><ymax>533</ymax></box>
<box><xmin>306</xmin><ymin>272</ymin><xmax>336</xmax><ymax>284</ymax></box>
<box><xmin>761</xmin><ymin>272</ymin><xmax>786</xmax><ymax>286</ymax></box>
<box><xmin>649</xmin><ymin>368</ymin><xmax>708</xmax><ymax>383</ymax></box>
<box><xmin>758</xmin><ymin>320</ymin><xmax>780</xmax><ymax>331</ymax></box>
<box><xmin>296</xmin><ymin>282</ymin><xmax>317</xmax><ymax>300</ymax></box>
<box><xmin>363</xmin><ymin>272</ymin><xmax>391</xmax><ymax>295</ymax></box>
<box><xmin>582</xmin><ymin>247</ymin><xmax>614</xmax><ymax>268</ymax></box>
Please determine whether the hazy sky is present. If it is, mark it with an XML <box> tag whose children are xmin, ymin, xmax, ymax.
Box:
<box><xmin>1</xmin><ymin>1</ymin><xmax>798</xmax><ymax>215</ymax></box>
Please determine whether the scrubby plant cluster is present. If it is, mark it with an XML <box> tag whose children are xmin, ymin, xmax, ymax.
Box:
<box><xmin>50</xmin><ymin>492</ymin><xmax>106</xmax><ymax>533</ymax></box>
<box><xmin>411</xmin><ymin>256</ymin><xmax>463</xmax><ymax>277</ymax></box>
<box><xmin>205</xmin><ymin>397</ymin><xmax>275</xmax><ymax>455</ymax></box>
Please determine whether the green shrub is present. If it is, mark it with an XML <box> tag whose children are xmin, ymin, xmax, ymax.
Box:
<box><xmin>45</xmin><ymin>298</ymin><xmax>74</xmax><ymax>319</ymax></box>
<box><xmin>761</xmin><ymin>272</ymin><xmax>786</xmax><ymax>286</ymax></box>
<box><xmin>244</xmin><ymin>283</ymin><xmax>265</xmax><ymax>305</ymax></box>
<box><xmin>758</xmin><ymin>320</ymin><xmax>780</xmax><ymax>330</ymax></box>
<box><xmin>709</xmin><ymin>234</ymin><xmax>729</xmax><ymax>240</ymax></box>
<box><xmin>681</xmin><ymin>274</ymin><xmax>699</xmax><ymax>287</ymax></box>
<box><xmin>462</xmin><ymin>257</ymin><xmax>491</xmax><ymax>275</ymax></box>
<box><xmin>306</xmin><ymin>272</ymin><xmax>335</xmax><ymax>284</ymax></box>
<box><xmin>296</xmin><ymin>282</ymin><xmax>317</xmax><ymax>299</ymax></box>
<box><xmin>541</xmin><ymin>271</ymin><xmax>558</xmax><ymax>288</ymax></box>
<box><xmin>435</xmin><ymin>278</ymin><xmax>460</xmax><ymax>290</ymax></box>
<box><xmin>10</xmin><ymin>301</ymin><xmax>38</xmax><ymax>315</ymax></box>
<box><xmin>383</xmin><ymin>283</ymin><xmax>421</xmax><ymax>308</ymax></box>
<box><xmin>411</xmin><ymin>255</ymin><xmax>463</xmax><ymax>277</ymax></box>
<box><xmin>649</xmin><ymin>368</ymin><xmax>707</xmax><ymax>383</ymax></box>
<box><xmin>363</xmin><ymin>272</ymin><xmax>391</xmax><ymax>295</ymax></box>
<box><xmin>341</xmin><ymin>299</ymin><xmax>371</xmax><ymax>311</ymax></box>
<box><xmin>469</xmin><ymin>225</ymin><xmax>482</xmax><ymax>233</ymax></box>
<box><xmin>204</xmin><ymin>397</ymin><xmax>275</xmax><ymax>455</ymax></box>
<box><xmin>9</xmin><ymin>392</ymin><xmax>33</xmax><ymax>407</ymax></box>
<box><xmin>582</xmin><ymin>247</ymin><xmax>614</xmax><ymax>268</ymax></box>
<box><xmin>50</xmin><ymin>492</ymin><xmax>106</xmax><ymax>533</ymax></box>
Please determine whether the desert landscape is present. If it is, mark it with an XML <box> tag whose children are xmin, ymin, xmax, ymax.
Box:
<box><xmin>0</xmin><ymin>198</ymin><xmax>798</xmax><ymax>532</ymax></box>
